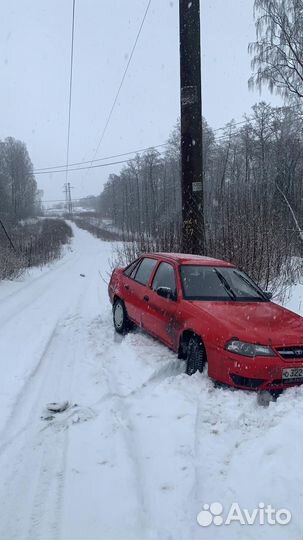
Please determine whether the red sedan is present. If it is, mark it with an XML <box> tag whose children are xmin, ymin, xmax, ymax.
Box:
<box><xmin>108</xmin><ymin>253</ymin><xmax>303</xmax><ymax>391</ymax></box>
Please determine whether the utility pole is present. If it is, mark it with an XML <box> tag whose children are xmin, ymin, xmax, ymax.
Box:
<box><xmin>0</xmin><ymin>217</ymin><xmax>15</xmax><ymax>251</ymax></box>
<box><xmin>63</xmin><ymin>183</ymin><xmax>68</xmax><ymax>213</ymax></box>
<box><xmin>68</xmin><ymin>182</ymin><xmax>73</xmax><ymax>215</ymax></box>
<box><xmin>179</xmin><ymin>0</ymin><xmax>205</xmax><ymax>254</ymax></box>
<box><xmin>63</xmin><ymin>182</ymin><xmax>73</xmax><ymax>215</ymax></box>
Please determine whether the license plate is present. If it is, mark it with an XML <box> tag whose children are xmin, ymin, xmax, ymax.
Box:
<box><xmin>282</xmin><ymin>367</ymin><xmax>303</xmax><ymax>380</ymax></box>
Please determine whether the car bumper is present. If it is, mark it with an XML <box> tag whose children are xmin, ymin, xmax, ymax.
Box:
<box><xmin>209</xmin><ymin>349</ymin><xmax>303</xmax><ymax>391</ymax></box>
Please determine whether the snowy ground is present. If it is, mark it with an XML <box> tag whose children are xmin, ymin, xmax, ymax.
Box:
<box><xmin>0</xmin><ymin>223</ymin><xmax>302</xmax><ymax>540</ymax></box>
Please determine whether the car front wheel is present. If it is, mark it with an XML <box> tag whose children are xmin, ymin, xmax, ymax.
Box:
<box><xmin>186</xmin><ymin>336</ymin><xmax>206</xmax><ymax>375</ymax></box>
<box><xmin>113</xmin><ymin>299</ymin><xmax>133</xmax><ymax>334</ymax></box>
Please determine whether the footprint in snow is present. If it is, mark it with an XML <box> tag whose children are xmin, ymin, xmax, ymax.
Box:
<box><xmin>160</xmin><ymin>484</ymin><xmax>175</xmax><ymax>491</ymax></box>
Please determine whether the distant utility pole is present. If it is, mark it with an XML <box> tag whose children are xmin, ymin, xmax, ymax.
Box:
<box><xmin>179</xmin><ymin>0</ymin><xmax>205</xmax><ymax>254</ymax></box>
<box><xmin>0</xmin><ymin>217</ymin><xmax>15</xmax><ymax>251</ymax></box>
<box><xmin>63</xmin><ymin>182</ymin><xmax>73</xmax><ymax>215</ymax></box>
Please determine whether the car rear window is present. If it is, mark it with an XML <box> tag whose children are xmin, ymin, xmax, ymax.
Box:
<box><xmin>134</xmin><ymin>257</ymin><xmax>158</xmax><ymax>286</ymax></box>
<box><xmin>124</xmin><ymin>259</ymin><xmax>141</xmax><ymax>278</ymax></box>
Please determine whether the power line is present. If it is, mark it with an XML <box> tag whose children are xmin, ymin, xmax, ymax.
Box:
<box><xmin>65</xmin><ymin>0</ymin><xmax>76</xmax><ymax>183</ymax></box>
<box><xmin>35</xmin><ymin>1</ymin><xmax>153</xmax><ymax>180</ymax></box>
<box><xmin>33</xmin><ymin>117</ymin><xmax>301</xmax><ymax>175</ymax></box>
<box><xmin>34</xmin><ymin>157</ymin><xmax>149</xmax><ymax>175</ymax></box>
<box><xmin>34</xmin><ymin>142</ymin><xmax>168</xmax><ymax>173</ymax></box>
<box><xmin>213</xmin><ymin>119</ymin><xmax>247</xmax><ymax>132</ymax></box>
<box><xmin>35</xmin><ymin>1</ymin><xmax>153</xmax><ymax>181</ymax></box>
<box><xmin>39</xmin><ymin>103</ymin><xmax>303</xmax><ymax>194</ymax></box>
<box><xmin>88</xmin><ymin>0</ymin><xmax>152</xmax><ymax>168</ymax></box>
<box><xmin>34</xmin><ymin>149</ymin><xmax>167</xmax><ymax>176</ymax></box>
<box><xmin>42</xmin><ymin>198</ymin><xmax>80</xmax><ymax>203</ymax></box>
<box><xmin>33</xmin><ymin>104</ymin><xmax>303</xmax><ymax>176</ymax></box>
<box><xmin>43</xmin><ymin>199</ymin><xmax>74</xmax><ymax>203</ymax></box>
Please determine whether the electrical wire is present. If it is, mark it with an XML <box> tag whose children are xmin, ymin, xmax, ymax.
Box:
<box><xmin>34</xmin><ymin>142</ymin><xmax>167</xmax><ymax>173</ymax></box>
<box><xmin>34</xmin><ymin>103</ymin><xmax>303</xmax><ymax>174</ymax></box>
<box><xmin>88</xmin><ymin>0</ymin><xmax>152</xmax><ymax>168</ymax></box>
<box><xmin>65</xmin><ymin>0</ymin><xmax>76</xmax><ymax>183</ymax></box>
<box><xmin>34</xmin><ymin>153</ymin><xmax>166</xmax><ymax>176</ymax></box>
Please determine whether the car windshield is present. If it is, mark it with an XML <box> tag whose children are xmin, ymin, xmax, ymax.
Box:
<box><xmin>180</xmin><ymin>265</ymin><xmax>267</xmax><ymax>302</ymax></box>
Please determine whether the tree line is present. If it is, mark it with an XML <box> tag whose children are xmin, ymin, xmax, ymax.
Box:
<box><xmin>0</xmin><ymin>137</ymin><xmax>42</xmax><ymax>224</ymax></box>
<box><xmin>0</xmin><ymin>137</ymin><xmax>74</xmax><ymax>280</ymax></box>
<box><xmin>95</xmin><ymin>102</ymin><xmax>303</xmax><ymax>291</ymax></box>
<box><xmin>92</xmin><ymin>0</ymin><xmax>303</xmax><ymax>291</ymax></box>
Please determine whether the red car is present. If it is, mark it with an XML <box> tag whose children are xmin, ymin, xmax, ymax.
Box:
<box><xmin>108</xmin><ymin>253</ymin><xmax>303</xmax><ymax>392</ymax></box>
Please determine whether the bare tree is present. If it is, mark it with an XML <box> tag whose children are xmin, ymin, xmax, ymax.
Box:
<box><xmin>98</xmin><ymin>107</ymin><xmax>303</xmax><ymax>294</ymax></box>
<box><xmin>249</xmin><ymin>0</ymin><xmax>303</xmax><ymax>99</ymax></box>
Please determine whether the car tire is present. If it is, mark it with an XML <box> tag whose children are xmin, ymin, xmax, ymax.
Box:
<box><xmin>186</xmin><ymin>336</ymin><xmax>206</xmax><ymax>376</ymax></box>
<box><xmin>113</xmin><ymin>298</ymin><xmax>133</xmax><ymax>334</ymax></box>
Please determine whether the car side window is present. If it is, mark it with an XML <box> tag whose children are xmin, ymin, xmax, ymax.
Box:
<box><xmin>152</xmin><ymin>262</ymin><xmax>176</xmax><ymax>295</ymax></box>
<box><xmin>124</xmin><ymin>259</ymin><xmax>141</xmax><ymax>278</ymax></box>
<box><xmin>133</xmin><ymin>257</ymin><xmax>158</xmax><ymax>286</ymax></box>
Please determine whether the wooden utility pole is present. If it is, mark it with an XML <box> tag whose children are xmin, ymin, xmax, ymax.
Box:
<box><xmin>179</xmin><ymin>0</ymin><xmax>205</xmax><ymax>254</ymax></box>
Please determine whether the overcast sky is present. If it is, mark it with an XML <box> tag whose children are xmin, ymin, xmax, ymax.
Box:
<box><xmin>0</xmin><ymin>0</ymin><xmax>282</xmax><ymax>204</ymax></box>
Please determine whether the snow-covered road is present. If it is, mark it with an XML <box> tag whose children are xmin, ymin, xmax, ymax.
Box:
<box><xmin>0</xmin><ymin>223</ymin><xmax>302</xmax><ymax>540</ymax></box>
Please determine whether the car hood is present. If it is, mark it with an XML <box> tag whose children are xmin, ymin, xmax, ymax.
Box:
<box><xmin>190</xmin><ymin>300</ymin><xmax>303</xmax><ymax>346</ymax></box>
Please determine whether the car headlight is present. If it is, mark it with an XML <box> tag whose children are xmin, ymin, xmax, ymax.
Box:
<box><xmin>225</xmin><ymin>340</ymin><xmax>276</xmax><ymax>357</ymax></box>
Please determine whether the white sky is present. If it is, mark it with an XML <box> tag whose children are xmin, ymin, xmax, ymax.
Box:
<box><xmin>0</xmin><ymin>0</ymin><xmax>282</xmax><ymax>203</ymax></box>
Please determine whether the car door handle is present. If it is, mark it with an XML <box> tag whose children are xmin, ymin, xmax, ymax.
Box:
<box><xmin>124</xmin><ymin>284</ymin><xmax>129</xmax><ymax>290</ymax></box>
<box><xmin>144</xmin><ymin>295</ymin><xmax>149</xmax><ymax>302</ymax></box>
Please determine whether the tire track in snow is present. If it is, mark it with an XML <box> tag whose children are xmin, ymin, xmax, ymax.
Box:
<box><xmin>26</xmin><ymin>407</ymin><xmax>70</xmax><ymax>540</ymax></box>
<box><xmin>95</xmin><ymin>356</ymin><xmax>184</xmax><ymax>405</ymax></box>
<box><xmin>24</xmin><ymin>274</ymin><xmax>105</xmax><ymax>540</ymax></box>
<box><xmin>88</xmin><ymin>320</ymin><xmax>182</xmax><ymax>536</ymax></box>
<box><xmin>0</xmin><ymin>225</ymin><xmax>115</xmax><ymax>540</ymax></box>
<box><xmin>0</xmin><ymin>249</ymin><xmax>82</xmax><ymax>331</ymax></box>
<box><xmin>25</xmin><ymin>281</ymin><xmax>96</xmax><ymax>540</ymax></box>
<box><xmin>91</xmin><ymin>323</ymin><xmax>184</xmax><ymax>405</ymax></box>
<box><xmin>0</xmin><ymin>321</ymin><xmax>71</xmax><ymax>540</ymax></box>
<box><xmin>88</xmin><ymin>321</ymin><xmax>189</xmax><ymax>537</ymax></box>
<box><xmin>0</xmin><ymin>301</ymin><xmax>91</xmax><ymax>540</ymax></box>
<box><xmin>98</xmin><ymin>351</ymin><xmax>149</xmax><ymax>536</ymax></box>
<box><xmin>0</xmin><ymin>321</ymin><xmax>60</xmax><ymax>452</ymax></box>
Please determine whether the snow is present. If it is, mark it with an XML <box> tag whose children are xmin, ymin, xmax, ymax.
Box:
<box><xmin>281</xmin><ymin>280</ymin><xmax>303</xmax><ymax>317</ymax></box>
<box><xmin>0</xmin><ymin>222</ymin><xmax>302</xmax><ymax>540</ymax></box>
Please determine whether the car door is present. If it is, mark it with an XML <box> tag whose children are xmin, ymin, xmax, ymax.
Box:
<box><xmin>121</xmin><ymin>258</ymin><xmax>142</xmax><ymax>322</ymax></box>
<box><xmin>142</xmin><ymin>261</ymin><xmax>180</xmax><ymax>348</ymax></box>
<box><xmin>123</xmin><ymin>257</ymin><xmax>158</xmax><ymax>325</ymax></box>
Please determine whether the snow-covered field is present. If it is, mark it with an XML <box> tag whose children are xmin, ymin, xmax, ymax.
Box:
<box><xmin>0</xmin><ymin>223</ymin><xmax>302</xmax><ymax>540</ymax></box>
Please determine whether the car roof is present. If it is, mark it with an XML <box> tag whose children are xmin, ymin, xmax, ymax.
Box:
<box><xmin>144</xmin><ymin>252</ymin><xmax>235</xmax><ymax>267</ymax></box>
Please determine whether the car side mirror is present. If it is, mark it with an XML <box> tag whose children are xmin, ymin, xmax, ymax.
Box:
<box><xmin>156</xmin><ymin>286</ymin><xmax>176</xmax><ymax>301</ymax></box>
<box><xmin>264</xmin><ymin>291</ymin><xmax>273</xmax><ymax>300</ymax></box>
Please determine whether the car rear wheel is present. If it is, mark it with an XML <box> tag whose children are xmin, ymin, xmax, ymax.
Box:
<box><xmin>186</xmin><ymin>336</ymin><xmax>206</xmax><ymax>376</ymax></box>
<box><xmin>113</xmin><ymin>298</ymin><xmax>133</xmax><ymax>334</ymax></box>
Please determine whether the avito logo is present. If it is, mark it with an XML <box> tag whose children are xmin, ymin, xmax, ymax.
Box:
<box><xmin>197</xmin><ymin>502</ymin><xmax>291</xmax><ymax>527</ymax></box>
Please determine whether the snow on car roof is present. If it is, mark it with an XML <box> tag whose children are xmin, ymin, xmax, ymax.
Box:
<box><xmin>149</xmin><ymin>253</ymin><xmax>235</xmax><ymax>267</ymax></box>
